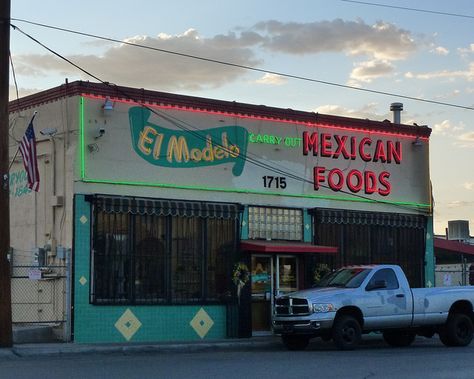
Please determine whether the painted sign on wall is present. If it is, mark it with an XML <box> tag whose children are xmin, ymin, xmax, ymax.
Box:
<box><xmin>129</xmin><ymin>107</ymin><xmax>249</xmax><ymax>176</ymax></box>
<box><xmin>9</xmin><ymin>170</ymin><xmax>32</xmax><ymax>198</ymax></box>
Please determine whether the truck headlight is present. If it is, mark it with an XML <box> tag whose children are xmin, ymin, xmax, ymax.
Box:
<box><xmin>312</xmin><ymin>303</ymin><xmax>335</xmax><ymax>313</ymax></box>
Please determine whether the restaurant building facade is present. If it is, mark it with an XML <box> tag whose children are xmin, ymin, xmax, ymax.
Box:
<box><xmin>9</xmin><ymin>81</ymin><xmax>433</xmax><ymax>343</ymax></box>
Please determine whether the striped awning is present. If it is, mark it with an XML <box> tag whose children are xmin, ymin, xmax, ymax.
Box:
<box><xmin>310</xmin><ymin>208</ymin><xmax>426</xmax><ymax>229</ymax></box>
<box><xmin>90</xmin><ymin>195</ymin><xmax>242</xmax><ymax>219</ymax></box>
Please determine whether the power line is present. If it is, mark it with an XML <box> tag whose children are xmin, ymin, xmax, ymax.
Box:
<box><xmin>340</xmin><ymin>0</ymin><xmax>474</xmax><ymax>19</ymax></box>
<box><xmin>10</xmin><ymin>18</ymin><xmax>474</xmax><ymax>111</ymax></box>
<box><xmin>11</xmin><ymin>24</ymin><xmax>431</xmax><ymax>213</ymax></box>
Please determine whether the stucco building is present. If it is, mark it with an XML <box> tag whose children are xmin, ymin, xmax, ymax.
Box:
<box><xmin>9</xmin><ymin>81</ymin><xmax>433</xmax><ymax>343</ymax></box>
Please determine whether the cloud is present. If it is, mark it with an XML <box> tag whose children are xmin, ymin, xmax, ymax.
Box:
<box><xmin>254</xmin><ymin>19</ymin><xmax>416</xmax><ymax>60</ymax></box>
<box><xmin>405</xmin><ymin>62</ymin><xmax>474</xmax><ymax>81</ymax></box>
<box><xmin>464</xmin><ymin>183</ymin><xmax>474</xmax><ymax>190</ymax></box>
<box><xmin>12</xmin><ymin>20</ymin><xmax>418</xmax><ymax>92</ymax></box>
<box><xmin>255</xmin><ymin>73</ymin><xmax>287</xmax><ymax>85</ymax></box>
<box><xmin>447</xmin><ymin>200</ymin><xmax>474</xmax><ymax>208</ymax></box>
<box><xmin>457</xmin><ymin>43</ymin><xmax>474</xmax><ymax>55</ymax></box>
<box><xmin>8</xmin><ymin>85</ymin><xmax>40</xmax><ymax>101</ymax></box>
<box><xmin>430</xmin><ymin>45</ymin><xmax>449</xmax><ymax>56</ymax></box>
<box><xmin>314</xmin><ymin>103</ymin><xmax>389</xmax><ymax>120</ymax></box>
<box><xmin>432</xmin><ymin>120</ymin><xmax>465</xmax><ymax>135</ymax></box>
<box><xmin>457</xmin><ymin>131</ymin><xmax>474</xmax><ymax>145</ymax></box>
<box><xmin>349</xmin><ymin>59</ymin><xmax>394</xmax><ymax>83</ymax></box>
<box><xmin>13</xmin><ymin>29</ymin><xmax>262</xmax><ymax>92</ymax></box>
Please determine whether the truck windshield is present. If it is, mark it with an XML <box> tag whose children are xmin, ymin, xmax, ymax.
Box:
<box><xmin>316</xmin><ymin>268</ymin><xmax>371</xmax><ymax>288</ymax></box>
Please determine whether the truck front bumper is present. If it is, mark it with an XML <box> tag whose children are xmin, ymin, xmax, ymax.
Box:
<box><xmin>272</xmin><ymin>314</ymin><xmax>335</xmax><ymax>335</ymax></box>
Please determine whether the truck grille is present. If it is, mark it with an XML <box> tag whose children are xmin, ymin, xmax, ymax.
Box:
<box><xmin>275</xmin><ymin>297</ymin><xmax>310</xmax><ymax>316</ymax></box>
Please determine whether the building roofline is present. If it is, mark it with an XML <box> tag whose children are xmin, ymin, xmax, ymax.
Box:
<box><xmin>434</xmin><ymin>237</ymin><xmax>474</xmax><ymax>256</ymax></box>
<box><xmin>9</xmin><ymin>80</ymin><xmax>431</xmax><ymax>137</ymax></box>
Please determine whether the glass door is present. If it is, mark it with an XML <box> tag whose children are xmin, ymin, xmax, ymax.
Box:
<box><xmin>276</xmin><ymin>255</ymin><xmax>298</xmax><ymax>297</ymax></box>
<box><xmin>251</xmin><ymin>255</ymin><xmax>273</xmax><ymax>332</ymax></box>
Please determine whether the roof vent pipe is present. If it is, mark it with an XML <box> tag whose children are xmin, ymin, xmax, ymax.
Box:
<box><xmin>390</xmin><ymin>102</ymin><xmax>403</xmax><ymax>124</ymax></box>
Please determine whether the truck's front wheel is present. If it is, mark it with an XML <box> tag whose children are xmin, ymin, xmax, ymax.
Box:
<box><xmin>332</xmin><ymin>315</ymin><xmax>361</xmax><ymax>350</ymax></box>
<box><xmin>281</xmin><ymin>335</ymin><xmax>310</xmax><ymax>351</ymax></box>
<box><xmin>439</xmin><ymin>313</ymin><xmax>473</xmax><ymax>347</ymax></box>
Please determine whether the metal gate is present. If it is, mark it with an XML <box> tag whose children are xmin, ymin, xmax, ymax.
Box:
<box><xmin>11</xmin><ymin>265</ymin><xmax>67</xmax><ymax>324</ymax></box>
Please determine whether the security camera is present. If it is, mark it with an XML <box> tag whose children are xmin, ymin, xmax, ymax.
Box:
<box><xmin>95</xmin><ymin>127</ymin><xmax>105</xmax><ymax>139</ymax></box>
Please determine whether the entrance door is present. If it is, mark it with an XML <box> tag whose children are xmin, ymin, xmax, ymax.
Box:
<box><xmin>251</xmin><ymin>255</ymin><xmax>273</xmax><ymax>332</ymax></box>
<box><xmin>276</xmin><ymin>255</ymin><xmax>298</xmax><ymax>297</ymax></box>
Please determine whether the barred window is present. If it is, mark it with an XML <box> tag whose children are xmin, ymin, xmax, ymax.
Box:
<box><xmin>91</xmin><ymin>205</ymin><xmax>238</xmax><ymax>305</ymax></box>
<box><xmin>248</xmin><ymin>206</ymin><xmax>303</xmax><ymax>241</ymax></box>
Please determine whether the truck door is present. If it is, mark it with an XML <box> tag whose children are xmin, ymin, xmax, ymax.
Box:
<box><xmin>362</xmin><ymin>268</ymin><xmax>413</xmax><ymax>329</ymax></box>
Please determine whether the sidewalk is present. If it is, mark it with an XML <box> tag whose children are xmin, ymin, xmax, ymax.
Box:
<box><xmin>0</xmin><ymin>335</ymin><xmax>282</xmax><ymax>359</ymax></box>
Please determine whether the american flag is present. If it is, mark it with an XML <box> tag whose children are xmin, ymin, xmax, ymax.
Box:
<box><xmin>19</xmin><ymin>114</ymin><xmax>40</xmax><ymax>192</ymax></box>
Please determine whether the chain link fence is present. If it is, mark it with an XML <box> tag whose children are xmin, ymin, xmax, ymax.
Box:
<box><xmin>11</xmin><ymin>265</ymin><xmax>67</xmax><ymax>324</ymax></box>
<box><xmin>435</xmin><ymin>263</ymin><xmax>474</xmax><ymax>287</ymax></box>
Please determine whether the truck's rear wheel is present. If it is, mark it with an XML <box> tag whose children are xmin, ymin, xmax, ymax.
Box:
<box><xmin>281</xmin><ymin>335</ymin><xmax>310</xmax><ymax>351</ymax></box>
<box><xmin>332</xmin><ymin>315</ymin><xmax>361</xmax><ymax>350</ymax></box>
<box><xmin>383</xmin><ymin>331</ymin><xmax>416</xmax><ymax>347</ymax></box>
<box><xmin>439</xmin><ymin>313</ymin><xmax>473</xmax><ymax>347</ymax></box>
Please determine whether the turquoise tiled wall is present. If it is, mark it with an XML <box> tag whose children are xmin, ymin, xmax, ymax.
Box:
<box><xmin>425</xmin><ymin>216</ymin><xmax>435</xmax><ymax>288</ymax></box>
<box><xmin>73</xmin><ymin>194</ymin><xmax>227</xmax><ymax>343</ymax></box>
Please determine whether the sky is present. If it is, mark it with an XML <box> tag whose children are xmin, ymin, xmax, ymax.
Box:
<box><xmin>8</xmin><ymin>0</ymin><xmax>474</xmax><ymax>235</ymax></box>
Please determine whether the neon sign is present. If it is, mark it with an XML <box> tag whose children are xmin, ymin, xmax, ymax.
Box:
<box><xmin>249</xmin><ymin>133</ymin><xmax>302</xmax><ymax>148</ymax></box>
<box><xmin>303</xmin><ymin>131</ymin><xmax>402</xmax><ymax>196</ymax></box>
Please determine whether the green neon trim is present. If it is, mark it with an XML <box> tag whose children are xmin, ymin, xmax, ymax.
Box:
<box><xmin>80</xmin><ymin>177</ymin><xmax>430</xmax><ymax>209</ymax></box>
<box><xmin>78</xmin><ymin>95</ymin><xmax>430</xmax><ymax>211</ymax></box>
<box><xmin>80</xmin><ymin>97</ymin><xmax>85</xmax><ymax>179</ymax></box>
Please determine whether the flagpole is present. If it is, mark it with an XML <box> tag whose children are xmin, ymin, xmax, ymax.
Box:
<box><xmin>8</xmin><ymin>147</ymin><xmax>19</xmax><ymax>172</ymax></box>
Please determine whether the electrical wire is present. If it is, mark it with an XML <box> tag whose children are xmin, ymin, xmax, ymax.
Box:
<box><xmin>9</xmin><ymin>18</ymin><xmax>474</xmax><ymax>111</ymax></box>
<box><xmin>340</xmin><ymin>0</ymin><xmax>474</xmax><ymax>20</ymax></box>
<box><xmin>11</xmin><ymin>24</ymin><xmax>431</xmax><ymax>213</ymax></box>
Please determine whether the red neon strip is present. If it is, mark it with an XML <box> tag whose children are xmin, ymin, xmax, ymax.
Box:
<box><xmin>82</xmin><ymin>94</ymin><xmax>429</xmax><ymax>140</ymax></box>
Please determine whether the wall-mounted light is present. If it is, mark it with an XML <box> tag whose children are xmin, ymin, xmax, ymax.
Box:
<box><xmin>102</xmin><ymin>97</ymin><xmax>114</xmax><ymax>111</ymax></box>
<box><xmin>412</xmin><ymin>137</ymin><xmax>423</xmax><ymax>147</ymax></box>
<box><xmin>40</xmin><ymin>127</ymin><xmax>58</xmax><ymax>137</ymax></box>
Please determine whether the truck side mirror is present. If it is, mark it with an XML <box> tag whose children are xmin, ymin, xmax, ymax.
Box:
<box><xmin>366</xmin><ymin>279</ymin><xmax>387</xmax><ymax>291</ymax></box>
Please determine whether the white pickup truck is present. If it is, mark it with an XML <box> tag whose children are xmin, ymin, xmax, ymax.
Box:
<box><xmin>272</xmin><ymin>264</ymin><xmax>474</xmax><ymax>350</ymax></box>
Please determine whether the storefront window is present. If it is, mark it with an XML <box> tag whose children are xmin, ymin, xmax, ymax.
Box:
<box><xmin>91</xmin><ymin>202</ymin><xmax>238</xmax><ymax>305</ymax></box>
<box><xmin>134</xmin><ymin>215</ymin><xmax>167</xmax><ymax>303</ymax></box>
<box><xmin>171</xmin><ymin>217</ymin><xmax>202</xmax><ymax>302</ymax></box>
<box><xmin>248</xmin><ymin>206</ymin><xmax>302</xmax><ymax>241</ymax></box>
<box><xmin>313</xmin><ymin>209</ymin><xmax>426</xmax><ymax>287</ymax></box>
<box><xmin>92</xmin><ymin>212</ymin><xmax>130</xmax><ymax>303</ymax></box>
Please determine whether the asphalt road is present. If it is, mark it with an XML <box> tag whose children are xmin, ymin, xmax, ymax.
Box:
<box><xmin>1</xmin><ymin>337</ymin><xmax>473</xmax><ymax>379</ymax></box>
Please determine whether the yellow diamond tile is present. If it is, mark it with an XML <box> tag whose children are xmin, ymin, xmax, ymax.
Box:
<box><xmin>80</xmin><ymin>215</ymin><xmax>88</xmax><ymax>224</ymax></box>
<box><xmin>190</xmin><ymin>308</ymin><xmax>214</xmax><ymax>339</ymax></box>
<box><xmin>115</xmin><ymin>309</ymin><xmax>142</xmax><ymax>341</ymax></box>
<box><xmin>79</xmin><ymin>276</ymin><xmax>87</xmax><ymax>286</ymax></box>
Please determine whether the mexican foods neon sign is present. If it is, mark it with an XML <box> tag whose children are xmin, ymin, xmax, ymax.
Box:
<box><xmin>302</xmin><ymin>131</ymin><xmax>402</xmax><ymax>196</ymax></box>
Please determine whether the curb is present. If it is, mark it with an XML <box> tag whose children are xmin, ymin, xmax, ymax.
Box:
<box><xmin>0</xmin><ymin>337</ymin><xmax>281</xmax><ymax>359</ymax></box>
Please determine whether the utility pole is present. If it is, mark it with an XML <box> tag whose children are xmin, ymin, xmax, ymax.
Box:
<box><xmin>0</xmin><ymin>0</ymin><xmax>12</xmax><ymax>347</ymax></box>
